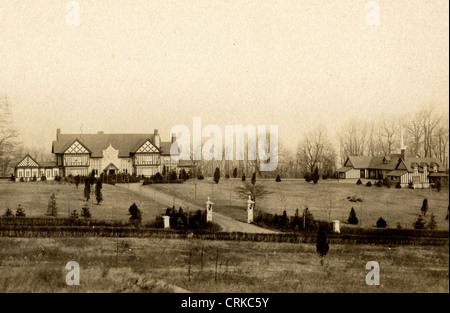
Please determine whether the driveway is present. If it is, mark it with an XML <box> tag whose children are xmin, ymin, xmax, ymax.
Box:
<box><xmin>117</xmin><ymin>183</ymin><xmax>277</xmax><ymax>234</ymax></box>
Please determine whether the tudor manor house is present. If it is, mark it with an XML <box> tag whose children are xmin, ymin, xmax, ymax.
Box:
<box><xmin>14</xmin><ymin>129</ymin><xmax>193</xmax><ymax>181</ymax></box>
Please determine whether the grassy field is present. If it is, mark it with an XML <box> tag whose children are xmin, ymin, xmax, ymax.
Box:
<box><xmin>0</xmin><ymin>237</ymin><xmax>447</xmax><ymax>293</ymax></box>
<box><xmin>146</xmin><ymin>178</ymin><xmax>450</xmax><ymax>230</ymax></box>
<box><xmin>0</xmin><ymin>181</ymin><xmax>167</xmax><ymax>223</ymax></box>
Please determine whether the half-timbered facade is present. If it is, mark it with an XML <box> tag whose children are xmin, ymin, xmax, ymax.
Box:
<box><xmin>14</xmin><ymin>129</ymin><xmax>193</xmax><ymax>180</ymax></box>
<box><xmin>48</xmin><ymin>129</ymin><xmax>189</xmax><ymax>178</ymax></box>
<box><xmin>15</xmin><ymin>154</ymin><xmax>59</xmax><ymax>181</ymax></box>
<box><xmin>337</xmin><ymin>141</ymin><xmax>448</xmax><ymax>188</ymax></box>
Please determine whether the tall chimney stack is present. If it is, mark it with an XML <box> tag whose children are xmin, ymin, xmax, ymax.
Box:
<box><xmin>171</xmin><ymin>132</ymin><xmax>177</xmax><ymax>143</ymax></box>
<box><xmin>154</xmin><ymin>129</ymin><xmax>160</xmax><ymax>147</ymax></box>
<box><xmin>56</xmin><ymin>128</ymin><xmax>61</xmax><ymax>140</ymax></box>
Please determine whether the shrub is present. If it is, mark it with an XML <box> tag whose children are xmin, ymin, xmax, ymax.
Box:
<box><xmin>383</xmin><ymin>177</ymin><xmax>391</xmax><ymax>188</ymax></box>
<box><xmin>316</xmin><ymin>225</ymin><xmax>329</xmax><ymax>266</ymax></box>
<box><xmin>213</xmin><ymin>168</ymin><xmax>220</xmax><ymax>184</ymax></box>
<box><xmin>233</xmin><ymin>168</ymin><xmax>238</xmax><ymax>178</ymax></box>
<box><xmin>436</xmin><ymin>180</ymin><xmax>441</xmax><ymax>192</ymax></box>
<box><xmin>395</xmin><ymin>181</ymin><xmax>401</xmax><ymax>189</ymax></box>
<box><xmin>152</xmin><ymin>172</ymin><xmax>163</xmax><ymax>181</ymax></box>
<box><xmin>304</xmin><ymin>173</ymin><xmax>312</xmax><ymax>183</ymax></box>
<box><xmin>427</xmin><ymin>214</ymin><xmax>437</xmax><ymax>230</ymax></box>
<box><xmin>4</xmin><ymin>208</ymin><xmax>14</xmax><ymax>217</ymax></box>
<box><xmin>413</xmin><ymin>214</ymin><xmax>426</xmax><ymax>230</ymax></box>
<box><xmin>169</xmin><ymin>171</ymin><xmax>177</xmax><ymax>181</ymax></box>
<box><xmin>129</xmin><ymin>203</ymin><xmax>141</xmax><ymax>223</ymax></box>
<box><xmin>408</xmin><ymin>181</ymin><xmax>414</xmax><ymax>189</ymax></box>
<box><xmin>54</xmin><ymin>175</ymin><xmax>61</xmax><ymax>182</ymax></box>
<box><xmin>376</xmin><ymin>217</ymin><xmax>387</xmax><ymax>228</ymax></box>
<box><xmin>179</xmin><ymin>170</ymin><xmax>188</xmax><ymax>181</ymax></box>
<box><xmin>396</xmin><ymin>222</ymin><xmax>402</xmax><ymax>229</ymax></box>
<box><xmin>10</xmin><ymin>174</ymin><xmax>15</xmax><ymax>181</ymax></box>
<box><xmin>421</xmin><ymin>199</ymin><xmax>428</xmax><ymax>216</ymax></box>
<box><xmin>312</xmin><ymin>167</ymin><xmax>319</xmax><ymax>184</ymax></box>
<box><xmin>46</xmin><ymin>193</ymin><xmax>58</xmax><ymax>217</ymax></box>
<box><xmin>41</xmin><ymin>175</ymin><xmax>47</xmax><ymax>181</ymax></box>
<box><xmin>251</xmin><ymin>172</ymin><xmax>256</xmax><ymax>185</ymax></box>
<box><xmin>275</xmin><ymin>175</ymin><xmax>281</xmax><ymax>182</ymax></box>
<box><xmin>225</xmin><ymin>173</ymin><xmax>230</xmax><ymax>179</ymax></box>
<box><xmin>366</xmin><ymin>181</ymin><xmax>372</xmax><ymax>187</ymax></box>
<box><xmin>356</xmin><ymin>179</ymin><xmax>362</xmax><ymax>185</ymax></box>
<box><xmin>70</xmin><ymin>210</ymin><xmax>79</xmax><ymax>219</ymax></box>
<box><xmin>376</xmin><ymin>180</ymin><xmax>383</xmax><ymax>187</ymax></box>
<box><xmin>15</xmin><ymin>205</ymin><xmax>26</xmax><ymax>217</ymax></box>
<box><xmin>197</xmin><ymin>171</ymin><xmax>204</xmax><ymax>180</ymax></box>
<box><xmin>95</xmin><ymin>179</ymin><xmax>103</xmax><ymax>204</ymax></box>
<box><xmin>241</xmin><ymin>174</ymin><xmax>246</xmax><ymax>181</ymax></box>
<box><xmin>19</xmin><ymin>177</ymin><xmax>24</xmax><ymax>182</ymax></box>
<box><xmin>81</xmin><ymin>203</ymin><xmax>91</xmax><ymax>219</ymax></box>
<box><xmin>347</xmin><ymin>207</ymin><xmax>359</xmax><ymax>225</ymax></box>
<box><xmin>84</xmin><ymin>177</ymin><xmax>91</xmax><ymax>201</ymax></box>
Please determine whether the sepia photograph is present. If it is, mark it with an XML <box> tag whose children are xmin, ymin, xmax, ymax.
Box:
<box><xmin>0</xmin><ymin>0</ymin><xmax>448</xmax><ymax>303</ymax></box>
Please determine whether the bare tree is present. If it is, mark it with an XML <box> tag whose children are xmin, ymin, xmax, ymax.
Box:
<box><xmin>405</xmin><ymin>111</ymin><xmax>424</xmax><ymax>157</ymax></box>
<box><xmin>337</xmin><ymin>119</ymin><xmax>369</xmax><ymax>163</ymax></box>
<box><xmin>297</xmin><ymin>126</ymin><xmax>336</xmax><ymax>176</ymax></box>
<box><xmin>377</xmin><ymin>115</ymin><xmax>399</xmax><ymax>155</ymax></box>
<box><xmin>0</xmin><ymin>95</ymin><xmax>20</xmax><ymax>176</ymax></box>
<box><xmin>421</xmin><ymin>106</ymin><xmax>441</xmax><ymax>158</ymax></box>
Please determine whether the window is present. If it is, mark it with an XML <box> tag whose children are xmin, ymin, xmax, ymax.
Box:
<box><xmin>18</xmin><ymin>170</ymin><xmax>22</xmax><ymax>177</ymax></box>
<box><xmin>54</xmin><ymin>170</ymin><xmax>58</xmax><ymax>177</ymax></box>
<box><xmin>25</xmin><ymin>170</ymin><xmax>30</xmax><ymax>177</ymax></box>
<box><xmin>47</xmin><ymin>170</ymin><xmax>51</xmax><ymax>177</ymax></box>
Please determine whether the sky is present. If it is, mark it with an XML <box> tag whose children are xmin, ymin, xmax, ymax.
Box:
<box><xmin>0</xmin><ymin>0</ymin><xmax>448</xmax><ymax>152</ymax></box>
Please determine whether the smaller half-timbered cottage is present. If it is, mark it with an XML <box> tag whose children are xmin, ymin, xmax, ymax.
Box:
<box><xmin>14</xmin><ymin>154</ymin><xmax>59</xmax><ymax>181</ymax></box>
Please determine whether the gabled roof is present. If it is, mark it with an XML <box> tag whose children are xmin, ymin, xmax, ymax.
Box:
<box><xmin>402</xmin><ymin>157</ymin><xmax>443</xmax><ymax>173</ymax></box>
<box><xmin>367</xmin><ymin>154</ymin><xmax>401</xmax><ymax>170</ymax></box>
<box><xmin>132</xmin><ymin>138</ymin><xmax>161</xmax><ymax>153</ymax></box>
<box><xmin>345</xmin><ymin>156</ymin><xmax>372</xmax><ymax>169</ymax></box>
<box><xmin>337</xmin><ymin>166</ymin><xmax>352</xmax><ymax>173</ymax></box>
<box><xmin>61</xmin><ymin>139</ymin><xmax>92</xmax><ymax>154</ymax></box>
<box><xmin>15</xmin><ymin>154</ymin><xmax>40</xmax><ymax>168</ymax></box>
<box><xmin>52</xmin><ymin>133</ymin><xmax>157</xmax><ymax>158</ymax></box>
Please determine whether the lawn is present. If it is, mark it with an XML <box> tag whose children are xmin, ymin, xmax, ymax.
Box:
<box><xmin>0</xmin><ymin>237</ymin><xmax>447</xmax><ymax>293</ymax></box>
<box><xmin>145</xmin><ymin>177</ymin><xmax>450</xmax><ymax>230</ymax></box>
<box><xmin>0</xmin><ymin>180</ymin><xmax>167</xmax><ymax>223</ymax></box>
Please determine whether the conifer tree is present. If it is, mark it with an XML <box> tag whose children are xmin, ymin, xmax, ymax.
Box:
<box><xmin>347</xmin><ymin>207</ymin><xmax>358</xmax><ymax>225</ymax></box>
<box><xmin>46</xmin><ymin>193</ymin><xmax>58</xmax><ymax>216</ymax></box>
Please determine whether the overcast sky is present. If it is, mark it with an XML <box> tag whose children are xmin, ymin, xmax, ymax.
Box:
<box><xmin>1</xmin><ymin>0</ymin><xmax>448</xmax><ymax>152</ymax></box>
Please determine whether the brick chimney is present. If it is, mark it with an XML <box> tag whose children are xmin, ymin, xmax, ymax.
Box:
<box><xmin>154</xmin><ymin>129</ymin><xmax>160</xmax><ymax>147</ymax></box>
<box><xmin>56</xmin><ymin>128</ymin><xmax>61</xmax><ymax>140</ymax></box>
<box><xmin>171</xmin><ymin>132</ymin><xmax>177</xmax><ymax>143</ymax></box>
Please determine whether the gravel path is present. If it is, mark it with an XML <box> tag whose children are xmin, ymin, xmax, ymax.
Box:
<box><xmin>118</xmin><ymin>183</ymin><xmax>278</xmax><ymax>234</ymax></box>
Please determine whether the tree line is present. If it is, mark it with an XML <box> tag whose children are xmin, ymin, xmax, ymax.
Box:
<box><xmin>1</xmin><ymin>94</ymin><xmax>448</xmax><ymax>179</ymax></box>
